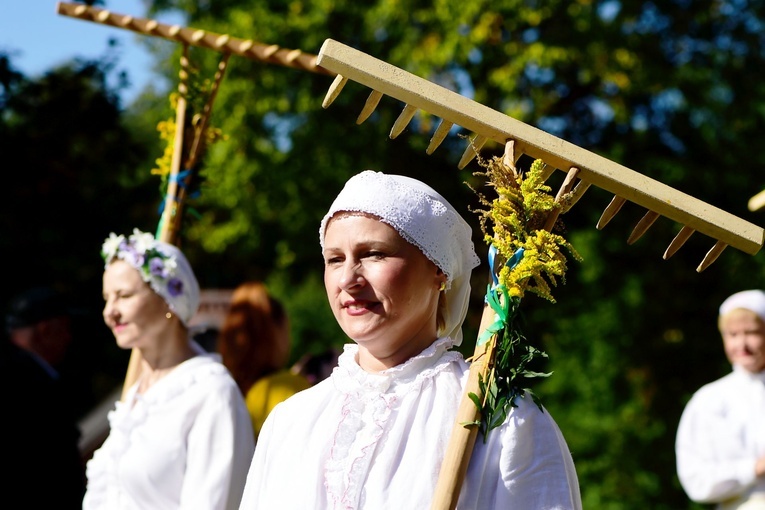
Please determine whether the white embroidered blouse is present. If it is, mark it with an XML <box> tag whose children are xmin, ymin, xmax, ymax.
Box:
<box><xmin>238</xmin><ymin>337</ymin><xmax>582</xmax><ymax>509</ymax></box>
<box><xmin>83</xmin><ymin>354</ymin><xmax>255</xmax><ymax>510</ymax></box>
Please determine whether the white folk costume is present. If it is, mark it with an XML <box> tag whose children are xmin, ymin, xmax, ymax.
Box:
<box><xmin>676</xmin><ymin>290</ymin><xmax>765</xmax><ymax>510</ymax></box>
<box><xmin>238</xmin><ymin>339</ymin><xmax>581</xmax><ymax>509</ymax></box>
<box><xmin>83</xmin><ymin>350</ymin><xmax>255</xmax><ymax>510</ymax></box>
<box><xmin>676</xmin><ymin>367</ymin><xmax>765</xmax><ymax>509</ymax></box>
<box><xmin>84</xmin><ymin>230</ymin><xmax>255</xmax><ymax>510</ymax></box>
<box><xmin>238</xmin><ymin>171</ymin><xmax>582</xmax><ymax>509</ymax></box>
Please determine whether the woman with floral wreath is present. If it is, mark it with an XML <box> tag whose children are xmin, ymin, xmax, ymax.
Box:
<box><xmin>83</xmin><ymin>229</ymin><xmax>254</xmax><ymax>510</ymax></box>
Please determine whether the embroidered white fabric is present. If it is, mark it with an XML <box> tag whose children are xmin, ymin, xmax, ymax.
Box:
<box><xmin>319</xmin><ymin>170</ymin><xmax>481</xmax><ymax>346</ymax></box>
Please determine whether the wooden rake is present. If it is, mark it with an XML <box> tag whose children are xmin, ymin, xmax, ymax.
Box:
<box><xmin>57</xmin><ymin>1</ymin><xmax>337</xmax><ymax>401</ymax></box>
<box><xmin>314</xmin><ymin>38</ymin><xmax>765</xmax><ymax>510</ymax></box>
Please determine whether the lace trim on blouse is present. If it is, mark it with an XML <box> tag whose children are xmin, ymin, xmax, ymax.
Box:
<box><xmin>324</xmin><ymin>337</ymin><xmax>461</xmax><ymax>508</ymax></box>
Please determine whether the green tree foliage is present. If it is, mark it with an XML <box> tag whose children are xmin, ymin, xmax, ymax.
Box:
<box><xmin>0</xmin><ymin>49</ymin><xmax>158</xmax><ymax>413</ymax></box>
<box><xmin>8</xmin><ymin>0</ymin><xmax>762</xmax><ymax>506</ymax></box>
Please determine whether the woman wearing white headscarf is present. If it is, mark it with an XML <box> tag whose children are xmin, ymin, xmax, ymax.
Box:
<box><xmin>238</xmin><ymin>170</ymin><xmax>582</xmax><ymax>509</ymax></box>
<box><xmin>83</xmin><ymin>229</ymin><xmax>255</xmax><ymax>510</ymax></box>
<box><xmin>676</xmin><ymin>290</ymin><xmax>765</xmax><ymax>510</ymax></box>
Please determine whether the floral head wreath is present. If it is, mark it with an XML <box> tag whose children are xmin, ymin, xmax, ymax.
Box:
<box><xmin>101</xmin><ymin>228</ymin><xmax>200</xmax><ymax>325</ymax></box>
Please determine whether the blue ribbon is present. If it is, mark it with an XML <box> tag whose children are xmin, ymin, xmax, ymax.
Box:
<box><xmin>478</xmin><ymin>246</ymin><xmax>525</xmax><ymax>346</ymax></box>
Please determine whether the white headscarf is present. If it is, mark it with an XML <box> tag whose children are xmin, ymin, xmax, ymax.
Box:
<box><xmin>101</xmin><ymin>229</ymin><xmax>201</xmax><ymax>326</ymax></box>
<box><xmin>319</xmin><ymin>170</ymin><xmax>481</xmax><ymax>346</ymax></box>
<box><xmin>719</xmin><ymin>289</ymin><xmax>765</xmax><ymax>322</ymax></box>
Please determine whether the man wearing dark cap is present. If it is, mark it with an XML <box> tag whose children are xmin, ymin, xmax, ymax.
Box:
<box><xmin>6</xmin><ymin>286</ymin><xmax>74</xmax><ymax>377</ymax></box>
<box><xmin>3</xmin><ymin>286</ymin><xmax>86</xmax><ymax>508</ymax></box>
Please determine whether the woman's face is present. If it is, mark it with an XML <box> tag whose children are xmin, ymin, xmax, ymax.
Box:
<box><xmin>102</xmin><ymin>260</ymin><xmax>171</xmax><ymax>350</ymax></box>
<box><xmin>719</xmin><ymin>309</ymin><xmax>765</xmax><ymax>373</ymax></box>
<box><xmin>323</xmin><ymin>213</ymin><xmax>445</xmax><ymax>371</ymax></box>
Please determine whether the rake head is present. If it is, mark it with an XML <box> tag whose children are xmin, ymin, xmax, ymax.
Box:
<box><xmin>315</xmin><ymin>38</ymin><xmax>764</xmax><ymax>273</ymax></box>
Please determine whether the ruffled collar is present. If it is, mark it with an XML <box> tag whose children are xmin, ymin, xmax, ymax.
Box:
<box><xmin>332</xmin><ymin>336</ymin><xmax>460</xmax><ymax>396</ymax></box>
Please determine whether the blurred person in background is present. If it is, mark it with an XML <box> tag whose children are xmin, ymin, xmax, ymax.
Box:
<box><xmin>217</xmin><ymin>281</ymin><xmax>311</xmax><ymax>440</ymax></box>
<box><xmin>4</xmin><ymin>286</ymin><xmax>86</xmax><ymax>509</ymax></box>
<box><xmin>7</xmin><ymin>286</ymin><xmax>75</xmax><ymax>379</ymax></box>
<box><xmin>83</xmin><ymin>229</ymin><xmax>254</xmax><ymax>510</ymax></box>
<box><xmin>676</xmin><ymin>289</ymin><xmax>765</xmax><ymax>510</ymax></box>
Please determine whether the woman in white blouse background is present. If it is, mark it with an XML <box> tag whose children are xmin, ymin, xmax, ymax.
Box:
<box><xmin>83</xmin><ymin>229</ymin><xmax>255</xmax><ymax>510</ymax></box>
<box><xmin>238</xmin><ymin>170</ymin><xmax>582</xmax><ymax>509</ymax></box>
<box><xmin>676</xmin><ymin>289</ymin><xmax>765</xmax><ymax>510</ymax></box>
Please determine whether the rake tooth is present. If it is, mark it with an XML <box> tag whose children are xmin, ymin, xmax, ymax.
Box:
<box><xmin>390</xmin><ymin>104</ymin><xmax>418</xmax><ymax>139</ymax></box>
<box><xmin>168</xmin><ymin>25</ymin><xmax>181</xmax><ymax>37</ymax></box>
<box><xmin>627</xmin><ymin>210</ymin><xmax>660</xmax><ymax>245</ymax></box>
<box><xmin>240</xmin><ymin>40</ymin><xmax>254</xmax><ymax>52</ymax></box>
<box><xmin>263</xmin><ymin>45</ymin><xmax>280</xmax><ymax>58</ymax></box>
<box><xmin>74</xmin><ymin>4</ymin><xmax>88</xmax><ymax>15</ymax></box>
<box><xmin>426</xmin><ymin>119</ymin><xmax>453</xmax><ymax>155</ymax></box>
<box><xmin>457</xmin><ymin>135</ymin><xmax>487</xmax><ymax>169</ymax></box>
<box><xmin>119</xmin><ymin>15</ymin><xmax>135</xmax><ymax>28</ymax></box>
<box><xmin>146</xmin><ymin>20</ymin><xmax>159</xmax><ymax>33</ymax></box>
<box><xmin>556</xmin><ymin>167</ymin><xmax>580</xmax><ymax>199</ymax></box>
<box><xmin>596</xmin><ymin>196</ymin><xmax>627</xmax><ymax>230</ymax></box>
<box><xmin>356</xmin><ymin>90</ymin><xmax>383</xmax><ymax>125</ymax></box>
<box><xmin>697</xmin><ymin>241</ymin><xmax>728</xmax><ymax>272</ymax></box>
<box><xmin>560</xmin><ymin>180</ymin><xmax>592</xmax><ymax>214</ymax></box>
<box><xmin>322</xmin><ymin>74</ymin><xmax>348</xmax><ymax>108</ymax></box>
<box><xmin>96</xmin><ymin>9</ymin><xmax>111</xmax><ymax>22</ymax></box>
<box><xmin>215</xmin><ymin>34</ymin><xmax>231</xmax><ymax>49</ymax></box>
<box><xmin>543</xmin><ymin>167</ymin><xmax>580</xmax><ymax>231</ymax></box>
<box><xmin>663</xmin><ymin>225</ymin><xmax>695</xmax><ymax>259</ymax></box>
<box><xmin>539</xmin><ymin>163</ymin><xmax>556</xmax><ymax>182</ymax></box>
<box><xmin>285</xmin><ymin>49</ymin><xmax>302</xmax><ymax>63</ymax></box>
<box><xmin>192</xmin><ymin>30</ymin><xmax>208</xmax><ymax>44</ymax></box>
<box><xmin>502</xmin><ymin>140</ymin><xmax>516</xmax><ymax>171</ymax></box>
<box><xmin>749</xmin><ymin>189</ymin><xmax>765</xmax><ymax>212</ymax></box>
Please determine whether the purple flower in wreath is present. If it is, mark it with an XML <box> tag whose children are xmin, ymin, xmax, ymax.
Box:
<box><xmin>148</xmin><ymin>256</ymin><xmax>167</xmax><ymax>277</ymax></box>
<box><xmin>123</xmin><ymin>248</ymin><xmax>144</xmax><ymax>268</ymax></box>
<box><xmin>167</xmin><ymin>278</ymin><xmax>184</xmax><ymax>297</ymax></box>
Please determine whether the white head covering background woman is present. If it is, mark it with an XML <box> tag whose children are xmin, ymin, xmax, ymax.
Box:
<box><xmin>101</xmin><ymin>228</ymin><xmax>200</xmax><ymax>326</ymax></box>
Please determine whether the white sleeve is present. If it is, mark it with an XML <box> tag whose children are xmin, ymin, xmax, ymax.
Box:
<box><xmin>181</xmin><ymin>379</ymin><xmax>256</xmax><ymax>510</ymax></box>
<box><xmin>675</xmin><ymin>390</ymin><xmax>757</xmax><ymax>503</ymax></box>
<box><xmin>467</xmin><ymin>395</ymin><xmax>582</xmax><ymax>509</ymax></box>
<box><xmin>238</xmin><ymin>401</ymin><xmax>281</xmax><ymax>508</ymax></box>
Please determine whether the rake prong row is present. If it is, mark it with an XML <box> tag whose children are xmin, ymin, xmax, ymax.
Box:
<box><xmin>57</xmin><ymin>2</ymin><xmax>333</xmax><ymax>76</ymax></box>
<box><xmin>315</xmin><ymin>38</ymin><xmax>763</xmax><ymax>271</ymax></box>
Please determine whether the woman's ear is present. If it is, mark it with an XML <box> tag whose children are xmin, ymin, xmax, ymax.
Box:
<box><xmin>435</xmin><ymin>268</ymin><xmax>447</xmax><ymax>291</ymax></box>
